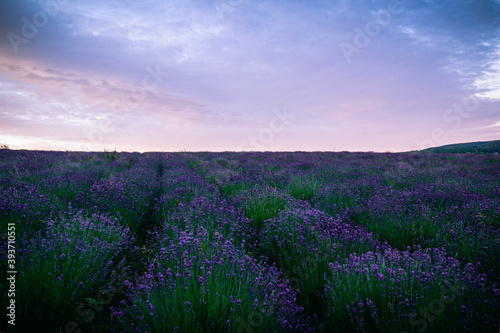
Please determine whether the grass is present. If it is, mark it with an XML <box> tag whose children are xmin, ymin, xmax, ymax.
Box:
<box><xmin>14</xmin><ymin>212</ymin><xmax>134</xmax><ymax>332</ymax></box>
<box><xmin>239</xmin><ymin>186</ymin><xmax>290</xmax><ymax>231</ymax></box>
<box><xmin>112</xmin><ymin>225</ymin><xmax>305</xmax><ymax>332</ymax></box>
<box><xmin>287</xmin><ymin>174</ymin><xmax>322</xmax><ymax>201</ymax></box>
<box><xmin>1</xmin><ymin>150</ymin><xmax>499</xmax><ymax>333</ymax></box>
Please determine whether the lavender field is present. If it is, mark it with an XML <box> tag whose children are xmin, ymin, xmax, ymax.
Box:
<box><xmin>1</xmin><ymin>149</ymin><xmax>499</xmax><ymax>333</ymax></box>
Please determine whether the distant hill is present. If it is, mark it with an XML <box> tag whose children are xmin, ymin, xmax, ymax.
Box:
<box><xmin>421</xmin><ymin>140</ymin><xmax>500</xmax><ymax>154</ymax></box>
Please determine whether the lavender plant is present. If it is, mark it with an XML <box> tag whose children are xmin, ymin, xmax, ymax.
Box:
<box><xmin>111</xmin><ymin>225</ymin><xmax>311</xmax><ymax>332</ymax></box>
<box><xmin>260</xmin><ymin>204</ymin><xmax>389</xmax><ymax>317</ymax></box>
<box><xmin>321</xmin><ymin>247</ymin><xmax>500</xmax><ymax>332</ymax></box>
<box><xmin>1</xmin><ymin>150</ymin><xmax>498</xmax><ymax>332</ymax></box>
<box><xmin>287</xmin><ymin>174</ymin><xmax>322</xmax><ymax>201</ymax></box>
<box><xmin>15</xmin><ymin>212</ymin><xmax>135</xmax><ymax>331</ymax></box>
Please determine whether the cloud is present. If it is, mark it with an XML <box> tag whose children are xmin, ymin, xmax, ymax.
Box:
<box><xmin>0</xmin><ymin>0</ymin><xmax>499</xmax><ymax>151</ymax></box>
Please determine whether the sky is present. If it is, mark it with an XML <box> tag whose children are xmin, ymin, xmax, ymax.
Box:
<box><xmin>0</xmin><ymin>0</ymin><xmax>499</xmax><ymax>152</ymax></box>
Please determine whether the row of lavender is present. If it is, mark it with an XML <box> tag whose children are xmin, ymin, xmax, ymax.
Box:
<box><xmin>1</xmin><ymin>149</ymin><xmax>499</xmax><ymax>332</ymax></box>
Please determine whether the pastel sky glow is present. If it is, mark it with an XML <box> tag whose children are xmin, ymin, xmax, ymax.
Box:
<box><xmin>0</xmin><ymin>0</ymin><xmax>499</xmax><ymax>152</ymax></box>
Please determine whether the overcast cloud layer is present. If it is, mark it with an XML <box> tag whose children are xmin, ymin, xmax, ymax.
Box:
<box><xmin>0</xmin><ymin>0</ymin><xmax>499</xmax><ymax>152</ymax></box>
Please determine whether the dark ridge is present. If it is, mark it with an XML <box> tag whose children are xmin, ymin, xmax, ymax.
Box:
<box><xmin>417</xmin><ymin>140</ymin><xmax>500</xmax><ymax>154</ymax></box>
